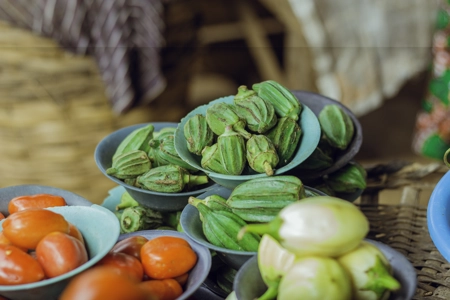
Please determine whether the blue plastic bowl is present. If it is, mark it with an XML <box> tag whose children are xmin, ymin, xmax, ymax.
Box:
<box><xmin>428</xmin><ymin>170</ymin><xmax>450</xmax><ymax>262</ymax></box>
<box><xmin>174</xmin><ymin>96</ymin><xmax>321</xmax><ymax>190</ymax></box>
<box><xmin>94</xmin><ymin>122</ymin><xmax>218</xmax><ymax>212</ymax></box>
<box><xmin>0</xmin><ymin>205</ymin><xmax>120</xmax><ymax>300</ymax></box>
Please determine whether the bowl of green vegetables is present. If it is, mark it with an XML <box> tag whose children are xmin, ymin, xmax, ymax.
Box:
<box><xmin>95</xmin><ymin>122</ymin><xmax>217</xmax><ymax>212</ymax></box>
<box><xmin>174</xmin><ymin>81</ymin><xmax>321</xmax><ymax>190</ymax></box>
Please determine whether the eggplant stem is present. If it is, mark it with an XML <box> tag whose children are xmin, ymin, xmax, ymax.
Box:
<box><xmin>237</xmin><ymin>217</ymin><xmax>283</xmax><ymax>241</ymax></box>
<box><xmin>257</xmin><ymin>285</ymin><xmax>279</xmax><ymax>300</ymax></box>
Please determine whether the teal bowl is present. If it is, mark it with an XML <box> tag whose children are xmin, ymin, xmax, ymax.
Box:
<box><xmin>234</xmin><ymin>239</ymin><xmax>417</xmax><ymax>300</ymax></box>
<box><xmin>0</xmin><ymin>205</ymin><xmax>120</xmax><ymax>300</ymax></box>
<box><xmin>180</xmin><ymin>184</ymin><xmax>326</xmax><ymax>270</ymax></box>
<box><xmin>118</xmin><ymin>230</ymin><xmax>212</xmax><ymax>300</ymax></box>
<box><xmin>174</xmin><ymin>96</ymin><xmax>321</xmax><ymax>190</ymax></box>
<box><xmin>94</xmin><ymin>122</ymin><xmax>218</xmax><ymax>212</ymax></box>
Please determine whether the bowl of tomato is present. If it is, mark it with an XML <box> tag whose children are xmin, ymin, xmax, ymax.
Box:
<box><xmin>0</xmin><ymin>204</ymin><xmax>120</xmax><ymax>300</ymax></box>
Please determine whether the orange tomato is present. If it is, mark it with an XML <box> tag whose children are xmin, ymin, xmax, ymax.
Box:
<box><xmin>0</xmin><ymin>212</ymin><xmax>5</xmax><ymax>220</ymax></box>
<box><xmin>0</xmin><ymin>231</ymin><xmax>28</xmax><ymax>252</ymax></box>
<box><xmin>36</xmin><ymin>231</ymin><xmax>88</xmax><ymax>278</ymax></box>
<box><xmin>8</xmin><ymin>194</ymin><xmax>66</xmax><ymax>214</ymax></box>
<box><xmin>111</xmin><ymin>235</ymin><xmax>148</xmax><ymax>260</ymax></box>
<box><xmin>173</xmin><ymin>273</ymin><xmax>189</xmax><ymax>287</ymax></box>
<box><xmin>0</xmin><ymin>244</ymin><xmax>45</xmax><ymax>285</ymax></box>
<box><xmin>95</xmin><ymin>252</ymin><xmax>144</xmax><ymax>282</ymax></box>
<box><xmin>139</xmin><ymin>279</ymin><xmax>183</xmax><ymax>300</ymax></box>
<box><xmin>2</xmin><ymin>208</ymin><xmax>69</xmax><ymax>249</ymax></box>
<box><xmin>59</xmin><ymin>266</ymin><xmax>150</xmax><ymax>300</ymax></box>
<box><xmin>140</xmin><ymin>236</ymin><xmax>197</xmax><ymax>279</ymax></box>
<box><xmin>68</xmin><ymin>222</ymin><xmax>85</xmax><ymax>246</ymax></box>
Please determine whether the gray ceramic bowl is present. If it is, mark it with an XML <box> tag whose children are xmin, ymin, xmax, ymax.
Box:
<box><xmin>0</xmin><ymin>204</ymin><xmax>120</xmax><ymax>300</ymax></box>
<box><xmin>234</xmin><ymin>239</ymin><xmax>417</xmax><ymax>300</ymax></box>
<box><xmin>117</xmin><ymin>230</ymin><xmax>212</xmax><ymax>300</ymax></box>
<box><xmin>94</xmin><ymin>122</ymin><xmax>218</xmax><ymax>212</ymax></box>
<box><xmin>180</xmin><ymin>184</ymin><xmax>326</xmax><ymax>270</ymax></box>
<box><xmin>0</xmin><ymin>184</ymin><xmax>92</xmax><ymax>216</ymax></box>
<box><xmin>289</xmin><ymin>90</ymin><xmax>363</xmax><ymax>180</ymax></box>
<box><xmin>174</xmin><ymin>96</ymin><xmax>321</xmax><ymax>190</ymax></box>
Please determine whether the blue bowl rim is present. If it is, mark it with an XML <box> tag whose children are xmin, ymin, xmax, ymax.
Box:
<box><xmin>427</xmin><ymin>170</ymin><xmax>450</xmax><ymax>262</ymax></box>
<box><xmin>94</xmin><ymin>122</ymin><xmax>218</xmax><ymax>197</ymax></box>
<box><xmin>174</xmin><ymin>95</ymin><xmax>321</xmax><ymax>181</ymax></box>
<box><xmin>0</xmin><ymin>204</ymin><xmax>120</xmax><ymax>292</ymax></box>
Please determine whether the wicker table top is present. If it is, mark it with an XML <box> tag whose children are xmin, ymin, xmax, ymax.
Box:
<box><xmin>357</xmin><ymin>161</ymin><xmax>449</xmax><ymax>299</ymax></box>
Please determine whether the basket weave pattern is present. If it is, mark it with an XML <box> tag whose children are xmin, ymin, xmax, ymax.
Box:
<box><xmin>0</xmin><ymin>21</ymin><xmax>187</xmax><ymax>204</ymax></box>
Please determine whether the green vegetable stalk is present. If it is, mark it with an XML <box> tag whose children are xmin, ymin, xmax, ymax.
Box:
<box><xmin>277</xmin><ymin>256</ymin><xmax>352</xmax><ymax>300</ymax></box>
<box><xmin>115</xmin><ymin>192</ymin><xmax>140</xmax><ymax>210</ymax></box>
<box><xmin>257</xmin><ymin>234</ymin><xmax>296</xmax><ymax>300</ymax></box>
<box><xmin>120</xmin><ymin>206</ymin><xmax>163</xmax><ymax>233</ymax></box>
<box><xmin>337</xmin><ymin>241</ymin><xmax>400</xmax><ymax>300</ymax></box>
<box><xmin>238</xmin><ymin>196</ymin><xmax>369</xmax><ymax>257</ymax></box>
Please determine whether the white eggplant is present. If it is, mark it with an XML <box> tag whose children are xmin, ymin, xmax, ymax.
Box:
<box><xmin>337</xmin><ymin>241</ymin><xmax>401</xmax><ymax>300</ymax></box>
<box><xmin>277</xmin><ymin>256</ymin><xmax>352</xmax><ymax>300</ymax></box>
<box><xmin>238</xmin><ymin>196</ymin><xmax>369</xmax><ymax>257</ymax></box>
<box><xmin>257</xmin><ymin>234</ymin><xmax>296</xmax><ymax>300</ymax></box>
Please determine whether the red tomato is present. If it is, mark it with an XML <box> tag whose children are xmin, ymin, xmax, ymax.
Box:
<box><xmin>2</xmin><ymin>208</ymin><xmax>69</xmax><ymax>249</ymax></box>
<box><xmin>111</xmin><ymin>235</ymin><xmax>148</xmax><ymax>260</ymax></box>
<box><xmin>95</xmin><ymin>252</ymin><xmax>144</xmax><ymax>282</ymax></box>
<box><xmin>0</xmin><ymin>231</ymin><xmax>28</xmax><ymax>252</ymax></box>
<box><xmin>59</xmin><ymin>266</ymin><xmax>150</xmax><ymax>300</ymax></box>
<box><xmin>173</xmin><ymin>273</ymin><xmax>189</xmax><ymax>287</ymax></box>
<box><xmin>140</xmin><ymin>236</ymin><xmax>197</xmax><ymax>279</ymax></box>
<box><xmin>139</xmin><ymin>279</ymin><xmax>183</xmax><ymax>300</ymax></box>
<box><xmin>36</xmin><ymin>232</ymin><xmax>88</xmax><ymax>278</ymax></box>
<box><xmin>68</xmin><ymin>222</ymin><xmax>85</xmax><ymax>246</ymax></box>
<box><xmin>8</xmin><ymin>194</ymin><xmax>66</xmax><ymax>214</ymax></box>
<box><xmin>0</xmin><ymin>244</ymin><xmax>45</xmax><ymax>285</ymax></box>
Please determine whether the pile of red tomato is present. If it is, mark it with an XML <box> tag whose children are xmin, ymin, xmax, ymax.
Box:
<box><xmin>0</xmin><ymin>193</ymin><xmax>199</xmax><ymax>300</ymax></box>
<box><xmin>0</xmin><ymin>194</ymin><xmax>87</xmax><ymax>285</ymax></box>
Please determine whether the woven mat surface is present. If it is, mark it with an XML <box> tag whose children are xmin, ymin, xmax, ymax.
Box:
<box><xmin>359</xmin><ymin>161</ymin><xmax>449</xmax><ymax>299</ymax></box>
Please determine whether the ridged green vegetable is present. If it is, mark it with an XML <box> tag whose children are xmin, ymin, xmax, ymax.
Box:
<box><xmin>216</xmin><ymin>265</ymin><xmax>237</xmax><ymax>294</ymax></box>
<box><xmin>265</xmin><ymin>116</ymin><xmax>302</xmax><ymax>167</ymax></box>
<box><xmin>318</xmin><ymin>104</ymin><xmax>355</xmax><ymax>150</ymax></box>
<box><xmin>252</xmin><ymin>80</ymin><xmax>302</xmax><ymax>121</ymax></box>
<box><xmin>205</xmin><ymin>102</ymin><xmax>252</xmax><ymax>139</ymax></box>
<box><xmin>189</xmin><ymin>195</ymin><xmax>231</xmax><ymax>213</ymax></box>
<box><xmin>233</xmin><ymin>85</ymin><xmax>277</xmax><ymax>134</ymax></box>
<box><xmin>156</xmin><ymin>135</ymin><xmax>198</xmax><ymax>172</ymax></box>
<box><xmin>218</xmin><ymin>126</ymin><xmax>246</xmax><ymax>175</ymax></box>
<box><xmin>106</xmin><ymin>150</ymin><xmax>151</xmax><ymax>179</ymax></box>
<box><xmin>116</xmin><ymin>192</ymin><xmax>140</xmax><ymax>210</ymax></box>
<box><xmin>153</xmin><ymin>127</ymin><xmax>176</xmax><ymax>141</ymax></box>
<box><xmin>325</xmin><ymin>162</ymin><xmax>367</xmax><ymax>193</ymax></box>
<box><xmin>196</xmin><ymin>203</ymin><xmax>260</xmax><ymax>251</ymax></box>
<box><xmin>184</xmin><ymin>114</ymin><xmax>215</xmax><ymax>156</ymax></box>
<box><xmin>113</xmin><ymin>124</ymin><xmax>154</xmax><ymax>159</ymax></box>
<box><xmin>137</xmin><ymin>164</ymin><xmax>208</xmax><ymax>193</ymax></box>
<box><xmin>246</xmin><ymin>135</ymin><xmax>279</xmax><ymax>176</ymax></box>
<box><xmin>296</xmin><ymin>146</ymin><xmax>334</xmax><ymax>170</ymax></box>
<box><xmin>120</xmin><ymin>206</ymin><xmax>163</xmax><ymax>233</ymax></box>
<box><xmin>226</xmin><ymin>176</ymin><xmax>306</xmax><ymax>223</ymax></box>
<box><xmin>201</xmin><ymin>144</ymin><xmax>228</xmax><ymax>174</ymax></box>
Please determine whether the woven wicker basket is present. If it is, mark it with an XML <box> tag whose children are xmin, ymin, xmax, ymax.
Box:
<box><xmin>0</xmin><ymin>2</ymin><xmax>198</xmax><ymax>204</ymax></box>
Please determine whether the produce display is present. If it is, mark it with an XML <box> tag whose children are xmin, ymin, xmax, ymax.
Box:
<box><xmin>113</xmin><ymin>191</ymin><xmax>183</xmax><ymax>234</ymax></box>
<box><xmin>0</xmin><ymin>194</ymin><xmax>88</xmax><ymax>285</ymax></box>
<box><xmin>184</xmin><ymin>80</ymin><xmax>303</xmax><ymax>176</ymax></box>
<box><xmin>239</xmin><ymin>197</ymin><xmax>401</xmax><ymax>300</ymax></box>
<box><xmin>188</xmin><ymin>176</ymin><xmax>317</xmax><ymax>252</ymax></box>
<box><xmin>106</xmin><ymin>126</ymin><xmax>210</xmax><ymax>193</ymax></box>
<box><xmin>60</xmin><ymin>235</ymin><xmax>198</xmax><ymax>300</ymax></box>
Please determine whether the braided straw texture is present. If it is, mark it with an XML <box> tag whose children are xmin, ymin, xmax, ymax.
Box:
<box><xmin>359</xmin><ymin>161</ymin><xmax>449</xmax><ymax>299</ymax></box>
<box><xmin>0</xmin><ymin>18</ymin><xmax>193</xmax><ymax>204</ymax></box>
